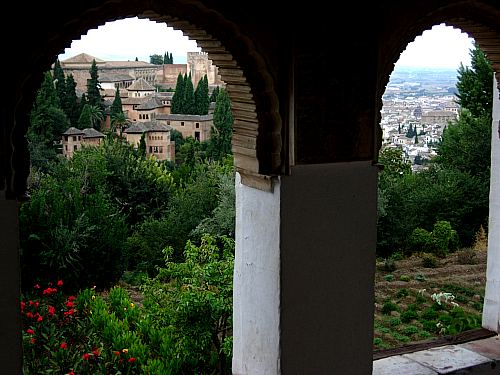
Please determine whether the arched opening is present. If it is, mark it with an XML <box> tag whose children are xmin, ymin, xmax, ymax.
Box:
<box><xmin>373</xmin><ymin>12</ymin><xmax>500</xmax><ymax>373</ymax></box>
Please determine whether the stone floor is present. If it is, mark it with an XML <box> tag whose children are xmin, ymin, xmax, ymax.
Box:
<box><xmin>373</xmin><ymin>336</ymin><xmax>500</xmax><ymax>374</ymax></box>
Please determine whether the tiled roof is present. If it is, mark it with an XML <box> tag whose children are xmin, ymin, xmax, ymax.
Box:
<box><xmin>82</xmin><ymin>128</ymin><xmax>105</xmax><ymax>138</ymax></box>
<box><xmin>124</xmin><ymin>120</ymin><xmax>172</xmax><ymax>134</ymax></box>
<box><xmin>99</xmin><ymin>73</ymin><xmax>134</xmax><ymax>82</ymax></box>
<box><xmin>136</xmin><ymin>97</ymin><xmax>166</xmax><ymax>110</ymax></box>
<box><xmin>127</xmin><ymin>78</ymin><xmax>155</xmax><ymax>91</ymax></box>
<box><xmin>156</xmin><ymin>114</ymin><xmax>213</xmax><ymax>121</ymax></box>
<box><xmin>122</xmin><ymin>97</ymin><xmax>147</xmax><ymax>105</ymax></box>
<box><xmin>62</xmin><ymin>127</ymin><xmax>84</xmax><ymax>135</ymax></box>
<box><xmin>61</xmin><ymin>53</ymin><xmax>104</xmax><ymax>64</ymax></box>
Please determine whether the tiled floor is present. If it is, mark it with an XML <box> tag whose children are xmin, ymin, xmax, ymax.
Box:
<box><xmin>373</xmin><ymin>336</ymin><xmax>500</xmax><ymax>374</ymax></box>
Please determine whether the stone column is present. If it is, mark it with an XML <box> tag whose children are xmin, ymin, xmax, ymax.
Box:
<box><xmin>233</xmin><ymin>161</ymin><xmax>378</xmax><ymax>374</ymax></box>
<box><xmin>483</xmin><ymin>77</ymin><xmax>500</xmax><ymax>333</ymax></box>
<box><xmin>0</xmin><ymin>196</ymin><xmax>22</xmax><ymax>374</ymax></box>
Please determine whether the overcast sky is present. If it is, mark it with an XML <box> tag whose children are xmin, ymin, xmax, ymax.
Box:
<box><xmin>59</xmin><ymin>19</ymin><xmax>474</xmax><ymax>69</ymax></box>
<box><xmin>396</xmin><ymin>23</ymin><xmax>475</xmax><ymax>69</ymax></box>
<box><xmin>58</xmin><ymin>17</ymin><xmax>201</xmax><ymax>64</ymax></box>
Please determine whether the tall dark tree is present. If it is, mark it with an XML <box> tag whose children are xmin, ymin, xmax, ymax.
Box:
<box><xmin>110</xmin><ymin>86</ymin><xmax>123</xmax><ymax>119</ymax></box>
<box><xmin>171</xmin><ymin>73</ymin><xmax>186</xmax><ymax>114</ymax></box>
<box><xmin>87</xmin><ymin>59</ymin><xmax>103</xmax><ymax>110</ymax></box>
<box><xmin>210</xmin><ymin>86</ymin><xmax>220</xmax><ymax>103</ymax></box>
<box><xmin>28</xmin><ymin>72</ymin><xmax>69</xmax><ymax>168</ymax></box>
<box><xmin>135</xmin><ymin>57</ymin><xmax>138</xmax><ymax>62</ymax></box>
<box><xmin>52</xmin><ymin>59</ymin><xmax>65</xmax><ymax>107</ymax></box>
<box><xmin>456</xmin><ymin>42</ymin><xmax>493</xmax><ymax>118</ymax></box>
<box><xmin>183</xmin><ymin>73</ymin><xmax>196</xmax><ymax>115</ymax></box>
<box><xmin>62</xmin><ymin>74</ymin><xmax>80</xmax><ymax>126</ymax></box>
<box><xmin>169</xmin><ymin>52</ymin><xmax>173</xmax><ymax>64</ymax></box>
<box><xmin>194</xmin><ymin>75</ymin><xmax>210</xmax><ymax>115</ymax></box>
<box><xmin>138</xmin><ymin>132</ymin><xmax>147</xmax><ymax>156</ymax></box>
<box><xmin>208</xmin><ymin>89</ymin><xmax>233</xmax><ymax>160</ymax></box>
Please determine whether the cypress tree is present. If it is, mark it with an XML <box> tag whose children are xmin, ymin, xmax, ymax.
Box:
<box><xmin>62</xmin><ymin>74</ymin><xmax>80</xmax><ymax>126</ymax></box>
<box><xmin>170</xmin><ymin>52</ymin><xmax>173</xmax><ymax>64</ymax></box>
<box><xmin>194</xmin><ymin>75</ymin><xmax>210</xmax><ymax>115</ymax></box>
<box><xmin>171</xmin><ymin>73</ymin><xmax>185</xmax><ymax>114</ymax></box>
<box><xmin>164</xmin><ymin>52</ymin><xmax>168</xmax><ymax>64</ymax></box>
<box><xmin>52</xmin><ymin>59</ymin><xmax>65</xmax><ymax>107</ymax></box>
<box><xmin>110</xmin><ymin>86</ymin><xmax>123</xmax><ymax>118</ymax></box>
<box><xmin>183</xmin><ymin>73</ymin><xmax>196</xmax><ymax>115</ymax></box>
<box><xmin>210</xmin><ymin>86</ymin><xmax>220</xmax><ymax>102</ymax></box>
<box><xmin>138</xmin><ymin>133</ymin><xmax>147</xmax><ymax>156</ymax></box>
<box><xmin>208</xmin><ymin>88</ymin><xmax>233</xmax><ymax>160</ymax></box>
<box><xmin>87</xmin><ymin>59</ymin><xmax>103</xmax><ymax>110</ymax></box>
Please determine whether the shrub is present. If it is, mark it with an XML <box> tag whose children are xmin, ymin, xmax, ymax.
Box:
<box><xmin>432</xmin><ymin>220</ymin><xmax>459</xmax><ymax>257</ymax></box>
<box><xmin>473</xmin><ymin>225</ymin><xmax>488</xmax><ymax>251</ymax></box>
<box><xmin>409</xmin><ymin>228</ymin><xmax>432</xmax><ymax>254</ymax></box>
<box><xmin>400</xmin><ymin>310</ymin><xmax>418</xmax><ymax>323</ymax></box>
<box><xmin>403</xmin><ymin>325</ymin><xmax>419</xmax><ymax>335</ymax></box>
<box><xmin>381</xmin><ymin>301</ymin><xmax>399</xmax><ymax>315</ymax></box>
<box><xmin>383</xmin><ymin>258</ymin><xmax>396</xmax><ymax>272</ymax></box>
<box><xmin>457</xmin><ymin>248</ymin><xmax>478</xmax><ymax>265</ymax></box>
<box><xmin>399</xmin><ymin>275</ymin><xmax>411</xmax><ymax>282</ymax></box>
<box><xmin>415</xmin><ymin>274</ymin><xmax>426</xmax><ymax>282</ymax></box>
<box><xmin>396</xmin><ymin>288</ymin><xmax>409</xmax><ymax>298</ymax></box>
<box><xmin>373</xmin><ymin>338</ymin><xmax>383</xmax><ymax>346</ymax></box>
<box><xmin>384</xmin><ymin>274</ymin><xmax>395</xmax><ymax>282</ymax></box>
<box><xmin>389</xmin><ymin>317</ymin><xmax>401</xmax><ymax>326</ymax></box>
<box><xmin>422</xmin><ymin>253</ymin><xmax>438</xmax><ymax>268</ymax></box>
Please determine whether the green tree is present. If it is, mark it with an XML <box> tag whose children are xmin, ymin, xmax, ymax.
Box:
<box><xmin>150</xmin><ymin>54</ymin><xmax>163</xmax><ymax>65</ymax></box>
<box><xmin>208</xmin><ymin>89</ymin><xmax>233</xmax><ymax>160</ymax></box>
<box><xmin>138</xmin><ymin>132</ymin><xmax>146</xmax><ymax>156</ymax></box>
<box><xmin>79</xmin><ymin>104</ymin><xmax>103</xmax><ymax>130</ymax></box>
<box><xmin>210</xmin><ymin>86</ymin><xmax>220</xmax><ymax>102</ymax></box>
<box><xmin>169</xmin><ymin>52</ymin><xmax>173</xmax><ymax>64</ymax></box>
<box><xmin>171</xmin><ymin>73</ymin><xmax>185</xmax><ymax>114</ymax></box>
<box><xmin>62</xmin><ymin>74</ymin><xmax>80</xmax><ymax>126</ymax></box>
<box><xmin>183</xmin><ymin>73</ymin><xmax>196</xmax><ymax>114</ymax></box>
<box><xmin>141</xmin><ymin>234</ymin><xmax>234</xmax><ymax>374</ymax></box>
<box><xmin>52</xmin><ymin>59</ymin><xmax>65</xmax><ymax>107</ymax></box>
<box><xmin>194</xmin><ymin>75</ymin><xmax>210</xmax><ymax>115</ymax></box>
<box><xmin>110</xmin><ymin>86</ymin><xmax>123</xmax><ymax>119</ymax></box>
<box><xmin>456</xmin><ymin>43</ymin><xmax>493</xmax><ymax>118</ymax></box>
<box><xmin>28</xmin><ymin>72</ymin><xmax>69</xmax><ymax>169</ymax></box>
<box><xmin>87</xmin><ymin>59</ymin><xmax>103</xmax><ymax>110</ymax></box>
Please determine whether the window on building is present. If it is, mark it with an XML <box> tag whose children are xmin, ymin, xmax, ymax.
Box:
<box><xmin>73</xmin><ymin>145</ymin><xmax>77</xmax><ymax>151</ymax></box>
<box><xmin>196</xmin><ymin>123</ymin><xmax>200</xmax><ymax>128</ymax></box>
<box><xmin>149</xmin><ymin>146</ymin><xmax>153</xmax><ymax>153</ymax></box>
<box><xmin>65</xmin><ymin>145</ymin><xmax>68</xmax><ymax>151</ymax></box>
<box><xmin>195</xmin><ymin>131</ymin><xmax>200</xmax><ymax>141</ymax></box>
<box><xmin>181</xmin><ymin>122</ymin><xmax>184</xmax><ymax>126</ymax></box>
<box><xmin>159</xmin><ymin>146</ymin><xmax>163</xmax><ymax>153</ymax></box>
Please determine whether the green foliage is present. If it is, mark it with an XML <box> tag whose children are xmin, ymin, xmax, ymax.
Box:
<box><xmin>62</xmin><ymin>74</ymin><xmax>81</xmax><ymax>126</ymax></box>
<box><xmin>149</xmin><ymin>54</ymin><xmax>163</xmax><ymax>65</ymax></box>
<box><xmin>421</xmin><ymin>253</ymin><xmax>438</xmax><ymax>268</ymax></box>
<box><xmin>141</xmin><ymin>234</ymin><xmax>234</xmax><ymax>374</ymax></box>
<box><xmin>432</xmin><ymin>220</ymin><xmax>459</xmax><ymax>257</ymax></box>
<box><xmin>210</xmin><ymin>86</ymin><xmax>220</xmax><ymax>102</ymax></box>
<box><xmin>194</xmin><ymin>75</ymin><xmax>210</xmax><ymax>115</ymax></box>
<box><xmin>171</xmin><ymin>73</ymin><xmax>185</xmax><ymax>114</ymax></box>
<box><xmin>383</xmin><ymin>258</ymin><xmax>396</xmax><ymax>272</ymax></box>
<box><xmin>110</xmin><ymin>86</ymin><xmax>124</xmax><ymax>120</ymax></box>
<box><xmin>400</xmin><ymin>309</ymin><xmax>418</xmax><ymax>323</ymax></box>
<box><xmin>456</xmin><ymin>43</ymin><xmax>493</xmax><ymax>118</ymax></box>
<box><xmin>207</xmin><ymin>89</ymin><xmax>233</xmax><ymax>160</ymax></box>
<box><xmin>78</xmin><ymin>104</ymin><xmax>103</xmax><ymax>131</ymax></box>
<box><xmin>87</xmin><ymin>59</ymin><xmax>103</xmax><ymax>110</ymax></box>
<box><xmin>415</xmin><ymin>274</ymin><xmax>426</xmax><ymax>282</ymax></box>
<box><xmin>20</xmin><ymin>151</ymin><xmax>128</xmax><ymax>291</ymax></box>
<box><xmin>28</xmin><ymin>71</ymin><xmax>69</xmax><ymax>169</ymax></box>
<box><xmin>53</xmin><ymin>59</ymin><xmax>66</xmax><ymax>108</ymax></box>
<box><xmin>409</xmin><ymin>228</ymin><xmax>432</xmax><ymax>253</ymax></box>
<box><xmin>396</xmin><ymin>288</ymin><xmax>409</xmax><ymax>298</ymax></box>
<box><xmin>183</xmin><ymin>73</ymin><xmax>196</xmax><ymax>115</ymax></box>
<box><xmin>399</xmin><ymin>275</ymin><xmax>411</xmax><ymax>282</ymax></box>
<box><xmin>383</xmin><ymin>274</ymin><xmax>394</xmax><ymax>282</ymax></box>
<box><xmin>381</xmin><ymin>301</ymin><xmax>399</xmax><ymax>315</ymax></box>
<box><xmin>389</xmin><ymin>317</ymin><xmax>401</xmax><ymax>326</ymax></box>
<box><xmin>138</xmin><ymin>133</ymin><xmax>146</xmax><ymax>157</ymax></box>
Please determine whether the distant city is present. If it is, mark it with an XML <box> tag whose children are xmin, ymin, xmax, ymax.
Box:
<box><xmin>381</xmin><ymin>66</ymin><xmax>460</xmax><ymax>170</ymax></box>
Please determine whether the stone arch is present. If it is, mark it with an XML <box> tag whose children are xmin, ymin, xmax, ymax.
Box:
<box><xmin>6</xmin><ymin>0</ymin><xmax>282</xmax><ymax>198</ymax></box>
<box><xmin>374</xmin><ymin>2</ymin><xmax>500</xmax><ymax>158</ymax></box>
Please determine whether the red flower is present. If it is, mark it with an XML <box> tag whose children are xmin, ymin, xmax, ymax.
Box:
<box><xmin>64</xmin><ymin>308</ymin><xmax>75</xmax><ymax>316</ymax></box>
<box><xmin>26</xmin><ymin>329</ymin><xmax>35</xmax><ymax>335</ymax></box>
<box><xmin>26</xmin><ymin>312</ymin><xmax>33</xmax><ymax>319</ymax></box>
<box><xmin>20</xmin><ymin>301</ymin><xmax>25</xmax><ymax>312</ymax></box>
<box><xmin>60</xmin><ymin>342</ymin><xmax>68</xmax><ymax>349</ymax></box>
<box><xmin>34</xmin><ymin>302</ymin><xmax>39</xmax><ymax>308</ymax></box>
<box><xmin>30</xmin><ymin>338</ymin><xmax>36</xmax><ymax>344</ymax></box>
<box><xmin>113</xmin><ymin>351</ymin><xmax>120</xmax><ymax>356</ymax></box>
<box><xmin>67</xmin><ymin>371</ymin><xmax>75</xmax><ymax>375</ymax></box>
<box><xmin>34</xmin><ymin>284</ymin><xmax>40</xmax><ymax>289</ymax></box>
<box><xmin>37</xmin><ymin>315</ymin><xmax>43</xmax><ymax>322</ymax></box>
<box><xmin>127</xmin><ymin>357</ymin><xmax>137</xmax><ymax>363</ymax></box>
<box><xmin>65</xmin><ymin>301</ymin><xmax>74</xmax><ymax>308</ymax></box>
<box><xmin>47</xmin><ymin>306</ymin><xmax>56</xmax><ymax>315</ymax></box>
<box><xmin>82</xmin><ymin>353</ymin><xmax>91</xmax><ymax>361</ymax></box>
<box><xmin>57</xmin><ymin>280</ymin><xmax>63</xmax><ymax>287</ymax></box>
<box><xmin>28</xmin><ymin>300</ymin><xmax>34</xmax><ymax>306</ymax></box>
<box><xmin>68</xmin><ymin>296</ymin><xmax>76</xmax><ymax>301</ymax></box>
<box><xmin>92</xmin><ymin>348</ymin><xmax>100</xmax><ymax>356</ymax></box>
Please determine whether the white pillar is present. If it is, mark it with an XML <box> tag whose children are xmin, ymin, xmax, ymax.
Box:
<box><xmin>483</xmin><ymin>77</ymin><xmax>500</xmax><ymax>332</ymax></box>
<box><xmin>233</xmin><ymin>161</ymin><xmax>378</xmax><ymax>374</ymax></box>
<box><xmin>233</xmin><ymin>172</ymin><xmax>281</xmax><ymax>375</ymax></box>
<box><xmin>0</xmin><ymin>197</ymin><xmax>22</xmax><ymax>373</ymax></box>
